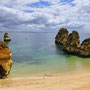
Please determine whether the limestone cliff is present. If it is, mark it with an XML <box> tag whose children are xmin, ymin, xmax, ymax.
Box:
<box><xmin>0</xmin><ymin>41</ymin><xmax>12</xmax><ymax>79</ymax></box>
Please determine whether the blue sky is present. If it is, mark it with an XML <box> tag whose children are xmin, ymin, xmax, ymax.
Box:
<box><xmin>0</xmin><ymin>0</ymin><xmax>90</xmax><ymax>32</ymax></box>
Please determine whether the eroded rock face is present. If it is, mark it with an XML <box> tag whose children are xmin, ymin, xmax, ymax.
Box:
<box><xmin>55</xmin><ymin>28</ymin><xmax>90</xmax><ymax>57</ymax></box>
<box><xmin>66</xmin><ymin>31</ymin><xmax>80</xmax><ymax>47</ymax></box>
<box><xmin>4</xmin><ymin>33</ymin><xmax>11</xmax><ymax>41</ymax></box>
<box><xmin>63</xmin><ymin>31</ymin><xmax>80</xmax><ymax>54</ymax></box>
<box><xmin>79</xmin><ymin>38</ymin><xmax>90</xmax><ymax>57</ymax></box>
<box><xmin>0</xmin><ymin>41</ymin><xmax>12</xmax><ymax>79</ymax></box>
<box><xmin>81</xmin><ymin>38</ymin><xmax>90</xmax><ymax>50</ymax></box>
<box><xmin>55</xmin><ymin>28</ymin><xmax>68</xmax><ymax>45</ymax></box>
<box><xmin>0</xmin><ymin>59</ymin><xmax>12</xmax><ymax>79</ymax></box>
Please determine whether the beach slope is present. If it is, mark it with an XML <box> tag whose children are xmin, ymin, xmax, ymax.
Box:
<box><xmin>0</xmin><ymin>72</ymin><xmax>90</xmax><ymax>90</ymax></box>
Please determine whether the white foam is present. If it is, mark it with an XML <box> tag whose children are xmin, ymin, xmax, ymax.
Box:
<box><xmin>5</xmin><ymin>76</ymin><xmax>55</xmax><ymax>80</ymax></box>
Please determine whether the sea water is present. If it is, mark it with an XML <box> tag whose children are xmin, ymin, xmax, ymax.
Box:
<box><xmin>0</xmin><ymin>32</ymin><xmax>90</xmax><ymax>78</ymax></box>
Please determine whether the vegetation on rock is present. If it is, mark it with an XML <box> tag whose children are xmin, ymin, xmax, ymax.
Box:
<box><xmin>4</xmin><ymin>33</ymin><xmax>11</xmax><ymax>41</ymax></box>
<box><xmin>55</xmin><ymin>28</ymin><xmax>68</xmax><ymax>45</ymax></box>
<box><xmin>0</xmin><ymin>41</ymin><xmax>8</xmax><ymax>48</ymax></box>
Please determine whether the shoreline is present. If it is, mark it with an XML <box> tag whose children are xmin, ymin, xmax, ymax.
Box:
<box><xmin>6</xmin><ymin>76</ymin><xmax>55</xmax><ymax>80</ymax></box>
<box><xmin>1</xmin><ymin>71</ymin><xmax>90</xmax><ymax>90</ymax></box>
<box><xmin>6</xmin><ymin>70</ymin><xmax>90</xmax><ymax>80</ymax></box>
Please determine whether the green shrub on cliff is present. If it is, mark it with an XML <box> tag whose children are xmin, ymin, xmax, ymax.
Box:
<box><xmin>83</xmin><ymin>38</ymin><xmax>90</xmax><ymax>42</ymax></box>
<box><xmin>0</xmin><ymin>41</ymin><xmax>8</xmax><ymax>48</ymax></box>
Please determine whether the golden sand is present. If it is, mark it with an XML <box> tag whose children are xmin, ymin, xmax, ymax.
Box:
<box><xmin>0</xmin><ymin>72</ymin><xmax>90</xmax><ymax>90</ymax></box>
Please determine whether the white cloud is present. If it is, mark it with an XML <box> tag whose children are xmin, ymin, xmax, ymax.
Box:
<box><xmin>0</xmin><ymin>0</ymin><xmax>39</xmax><ymax>5</ymax></box>
<box><xmin>41</xmin><ymin>0</ymin><xmax>61</xmax><ymax>4</ymax></box>
<box><xmin>0</xmin><ymin>0</ymin><xmax>90</xmax><ymax>32</ymax></box>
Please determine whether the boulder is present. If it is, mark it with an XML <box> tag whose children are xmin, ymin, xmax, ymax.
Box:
<box><xmin>0</xmin><ymin>41</ymin><xmax>12</xmax><ymax>79</ymax></box>
<box><xmin>79</xmin><ymin>38</ymin><xmax>90</xmax><ymax>57</ymax></box>
<box><xmin>55</xmin><ymin>28</ymin><xmax>68</xmax><ymax>45</ymax></box>
<box><xmin>81</xmin><ymin>38</ymin><xmax>90</xmax><ymax>50</ymax></box>
<box><xmin>4</xmin><ymin>33</ymin><xmax>11</xmax><ymax>41</ymax></box>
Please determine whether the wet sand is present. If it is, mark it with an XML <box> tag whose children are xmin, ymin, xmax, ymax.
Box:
<box><xmin>0</xmin><ymin>72</ymin><xmax>90</xmax><ymax>90</ymax></box>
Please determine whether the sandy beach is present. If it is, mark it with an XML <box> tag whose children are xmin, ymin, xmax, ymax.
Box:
<box><xmin>0</xmin><ymin>72</ymin><xmax>90</xmax><ymax>90</ymax></box>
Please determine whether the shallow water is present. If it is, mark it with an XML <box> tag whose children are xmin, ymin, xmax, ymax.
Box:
<box><xmin>0</xmin><ymin>32</ymin><xmax>90</xmax><ymax>78</ymax></box>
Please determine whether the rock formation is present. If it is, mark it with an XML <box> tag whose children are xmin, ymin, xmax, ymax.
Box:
<box><xmin>55</xmin><ymin>28</ymin><xmax>68</xmax><ymax>45</ymax></box>
<box><xmin>55</xmin><ymin>28</ymin><xmax>90</xmax><ymax>57</ymax></box>
<box><xmin>80</xmin><ymin>38</ymin><xmax>90</xmax><ymax>57</ymax></box>
<box><xmin>4</xmin><ymin>33</ymin><xmax>11</xmax><ymax>41</ymax></box>
<box><xmin>0</xmin><ymin>41</ymin><xmax>12</xmax><ymax>79</ymax></box>
<box><xmin>63</xmin><ymin>31</ymin><xmax>80</xmax><ymax>55</ymax></box>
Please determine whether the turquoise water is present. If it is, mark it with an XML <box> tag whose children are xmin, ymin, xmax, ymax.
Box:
<box><xmin>0</xmin><ymin>32</ymin><xmax>90</xmax><ymax>78</ymax></box>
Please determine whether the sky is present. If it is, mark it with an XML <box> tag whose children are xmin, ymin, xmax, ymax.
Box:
<box><xmin>0</xmin><ymin>0</ymin><xmax>90</xmax><ymax>32</ymax></box>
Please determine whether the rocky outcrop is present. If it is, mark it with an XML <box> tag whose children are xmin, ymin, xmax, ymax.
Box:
<box><xmin>65</xmin><ymin>31</ymin><xmax>80</xmax><ymax>47</ymax></box>
<box><xmin>4</xmin><ymin>33</ymin><xmax>11</xmax><ymax>41</ymax></box>
<box><xmin>55</xmin><ymin>28</ymin><xmax>68</xmax><ymax>45</ymax></box>
<box><xmin>63</xmin><ymin>31</ymin><xmax>80</xmax><ymax>55</ymax></box>
<box><xmin>55</xmin><ymin>28</ymin><xmax>90</xmax><ymax>57</ymax></box>
<box><xmin>0</xmin><ymin>41</ymin><xmax>12</xmax><ymax>79</ymax></box>
<box><xmin>79</xmin><ymin>38</ymin><xmax>90</xmax><ymax>57</ymax></box>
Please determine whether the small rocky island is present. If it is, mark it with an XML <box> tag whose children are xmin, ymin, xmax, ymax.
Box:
<box><xmin>55</xmin><ymin>28</ymin><xmax>90</xmax><ymax>57</ymax></box>
<box><xmin>4</xmin><ymin>33</ymin><xmax>11</xmax><ymax>41</ymax></box>
<box><xmin>0</xmin><ymin>41</ymin><xmax>12</xmax><ymax>79</ymax></box>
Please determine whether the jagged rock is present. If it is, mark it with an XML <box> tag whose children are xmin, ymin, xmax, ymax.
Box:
<box><xmin>0</xmin><ymin>41</ymin><xmax>12</xmax><ymax>79</ymax></box>
<box><xmin>63</xmin><ymin>31</ymin><xmax>80</xmax><ymax>54</ymax></box>
<box><xmin>65</xmin><ymin>31</ymin><xmax>80</xmax><ymax>47</ymax></box>
<box><xmin>79</xmin><ymin>38</ymin><xmax>90</xmax><ymax>57</ymax></box>
<box><xmin>81</xmin><ymin>38</ymin><xmax>90</xmax><ymax>50</ymax></box>
<box><xmin>55</xmin><ymin>28</ymin><xmax>90</xmax><ymax>57</ymax></box>
<box><xmin>55</xmin><ymin>28</ymin><xmax>68</xmax><ymax>45</ymax></box>
<box><xmin>4</xmin><ymin>33</ymin><xmax>11</xmax><ymax>41</ymax></box>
